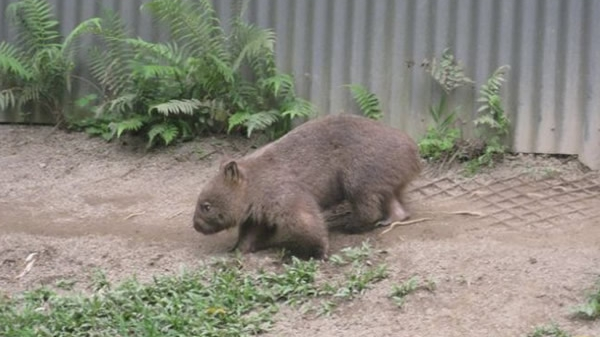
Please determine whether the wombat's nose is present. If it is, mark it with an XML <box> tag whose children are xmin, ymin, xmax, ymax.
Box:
<box><xmin>192</xmin><ymin>215</ymin><xmax>203</xmax><ymax>232</ymax></box>
<box><xmin>192</xmin><ymin>215</ymin><xmax>209</xmax><ymax>234</ymax></box>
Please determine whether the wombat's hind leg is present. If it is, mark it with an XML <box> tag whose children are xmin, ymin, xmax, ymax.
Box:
<box><xmin>344</xmin><ymin>194</ymin><xmax>386</xmax><ymax>233</ymax></box>
<box><xmin>375</xmin><ymin>197</ymin><xmax>409</xmax><ymax>227</ymax></box>
<box><xmin>284</xmin><ymin>211</ymin><xmax>330</xmax><ymax>260</ymax></box>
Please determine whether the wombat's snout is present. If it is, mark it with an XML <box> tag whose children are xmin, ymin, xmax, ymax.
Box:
<box><xmin>192</xmin><ymin>213</ymin><xmax>218</xmax><ymax>234</ymax></box>
<box><xmin>192</xmin><ymin>215</ymin><xmax>208</xmax><ymax>233</ymax></box>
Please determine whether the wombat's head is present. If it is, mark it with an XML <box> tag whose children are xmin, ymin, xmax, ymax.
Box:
<box><xmin>193</xmin><ymin>159</ymin><xmax>248</xmax><ymax>235</ymax></box>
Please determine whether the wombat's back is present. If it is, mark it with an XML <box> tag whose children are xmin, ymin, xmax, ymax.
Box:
<box><xmin>241</xmin><ymin>114</ymin><xmax>421</xmax><ymax>207</ymax></box>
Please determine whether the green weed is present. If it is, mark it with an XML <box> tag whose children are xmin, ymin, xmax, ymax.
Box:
<box><xmin>389</xmin><ymin>276</ymin><xmax>436</xmax><ymax>308</ymax></box>
<box><xmin>571</xmin><ymin>278</ymin><xmax>600</xmax><ymax>320</ymax></box>
<box><xmin>54</xmin><ymin>279</ymin><xmax>77</xmax><ymax>291</ymax></box>
<box><xmin>527</xmin><ymin>323</ymin><xmax>571</xmax><ymax>337</ymax></box>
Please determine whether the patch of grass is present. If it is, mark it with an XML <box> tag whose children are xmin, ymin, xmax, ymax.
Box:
<box><xmin>328</xmin><ymin>240</ymin><xmax>374</xmax><ymax>266</ymax></box>
<box><xmin>320</xmin><ymin>240</ymin><xmax>389</xmax><ymax>307</ymax></box>
<box><xmin>0</xmin><ymin>241</ymin><xmax>389</xmax><ymax>336</ymax></box>
<box><xmin>54</xmin><ymin>278</ymin><xmax>77</xmax><ymax>291</ymax></box>
<box><xmin>89</xmin><ymin>268</ymin><xmax>110</xmax><ymax>292</ymax></box>
<box><xmin>2</xmin><ymin>265</ymin><xmax>279</xmax><ymax>336</ymax></box>
<box><xmin>571</xmin><ymin>279</ymin><xmax>600</xmax><ymax>320</ymax></box>
<box><xmin>526</xmin><ymin>323</ymin><xmax>571</xmax><ymax>337</ymax></box>
<box><xmin>389</xmin><ymin>276</ymin><xmax>436</xmax><ymax>308</ymax></box>
<box><xmin>328</xmin><ymin>264</ymin><xmax>389</xmax><ymax>300</ymax></box>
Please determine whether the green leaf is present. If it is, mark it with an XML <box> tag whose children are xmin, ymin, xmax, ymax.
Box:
<box><xmin>281</xmin><ymin>98</ymin><xmax>315</xmax><ymax>120</ymax></box>
<box><xmin>424</xmin><ymin>48</ymin><xmax>474</xmax><ymax>93</ymax></box>
<box><xmin>149</xmin><ymin>99</ymin><xmax>204</xmax><ymax>115</ymax></box>
<box><xmin>0</xmin><ymin>42</ymin><xmax>33</xmax><ymax>79</ymax></box>
<box><xmin>243</xmin><ymin>110</ymin><xmax>280</xmax><ymax>137</ymax></box>
<box><xmin>261</xmin><ymin>73</ymin><xmax>294</xmax><ymax>97</ymax></box>
<box><xmin>109</xmin><ymin>117</ymin><xmax>146</xmax><ymax>138</ymax></box>
<box><xmin>346</xmin><ymin>84</ymin><xmax>383</xmax><ymax>120</ymax></box>
<box><xmin>147</xmin><ymin>122</ymin><xmax>179</xmax><ymax>147</ymax></box>
<box><xmin>62</xmin><ymin>17</ymin><xmax>102</xmax><ymax>59</ymax></box>
<box><xmin>228</xmin><ymin>111</ymin><xmax>251</xmax><ymax>133</ymax></box>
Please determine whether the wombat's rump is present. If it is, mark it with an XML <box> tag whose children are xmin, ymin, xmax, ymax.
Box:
<box><xmin>192</xmin><ymin>114</ymin><xmax>421</xmax><ymax>259</ymax></box>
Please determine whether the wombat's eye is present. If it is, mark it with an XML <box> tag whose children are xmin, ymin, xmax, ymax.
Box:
<box><xmin>201</xmin><ymin>202</ymin><xmax>211</xmax><ymax>212</ymax></box>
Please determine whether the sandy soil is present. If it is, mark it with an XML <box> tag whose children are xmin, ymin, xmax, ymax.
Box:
<box><xmin>1</xmin><ymin>124</ymin><xmax>599</xmax><ymax>336</ymax></box>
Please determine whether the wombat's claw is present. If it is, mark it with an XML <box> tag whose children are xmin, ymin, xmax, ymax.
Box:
<box><xmin>375</xmin><ymin>220</ymin><xmax>391</xmax><ymax>227</ymax></box>
<box><xmin>228</xmin><ymin>242</ymin><xmax>240</xmax><ymax>253</ymax></box>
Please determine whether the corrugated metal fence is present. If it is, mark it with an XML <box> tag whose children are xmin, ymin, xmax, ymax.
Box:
<box><xmin>1</xmin><ymin>0</ymin><xmax>599</xmax><ymax>169</ymax></box>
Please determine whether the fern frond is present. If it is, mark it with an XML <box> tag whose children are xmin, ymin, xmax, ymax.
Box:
<box><xmin>230</xmin><ymin>21</ymin><xmax>276</xmax><ymax>71</ymax></box>
<box><xmin>281</xmin><ymin>98</ymin><xmax>315</xmax><ymax>120</ymax></box>
<box><xmin>88</xmin><ymin>10</ymin><xmax>135</xmax><ymax>97</ymax></box>
<box><xmin>0</xmin><ymin>42</ymin><xmax>32</xmax><ymax>80</ymax></box>
<box><xmin>108</xmin><ymin>116</ymin><xmax>146</xmax><ymax>138</ymax></box>
<box><xmin>147</xmin><ymin>122</ymin><xmax>179</xmax><ymax>147</ymax></box>
<box><xmin>142</xmin><ymin>0</ymin><xmax>228</xmax><ymax>62</ymax></box>
<box><xmin>124</xmin><ymin>38</ymin><xmax>186</xmax><ymax>66</ymax></box>
<box><xmin>260</xmin><ymin>73</ymin><xmax>294</xmax><ymax>97</ymax></box>
<box><xmin>230</xmin><ymin>80</ymin><xmax>259</xmax><ymax>109</ymax></box>
<box><xmin>478</xmin><ymin>66</ymin><xmax>509</xmax><ymax>102</ymax></box>
<box><xmin>425</xmin><ymin>48</ymin><xmax>474</xmax><ymax>93</ymax></box>
<box><xmin>227</xmin><ymin>111</ymin><xmax>251</xmax><ymax>133</ymax></box>
<box><xmin>149</xmin><ymin>98</ymin><xmax>204</xmax><ymax>115</ymax></box>
<box><xmin>0</xmin><ymin>88</ymin><xmax>19</xmax><ymax>111</ymax></box>
<box><xmin>18</xmin><ymin>84</ymin><xmax>42</xmax><ymax>107</ymax></box>
<box><xmin>206</xmin><ymin>54</ymin><xmax>236</xmax><ymax>84</ymax></box>
<box><xmin>347</xmin><ymin>84</ymin><xmax>383</xmax><ymax>120</ymax></box>
<box><xmin>242</xmin><ymin>110</ymin><xmax>280</xmax><ymax>137</ymax></box>
<box><xmin>96</xmin><ymin>93</ymin><xmax>137</xmax><ymax>116</ymax></box>
<box><xmin>61</xmin><ymin>17</ymin><xmax>102</xmax><ymax>59</ymax></box>
<box><xmin>6</xmin><ymin>0</ymin><xmax>61</xmax><ymax>54</ymax></box>
<box><xmin>132</xmin><ymin>64</ymin><xmax>184</xmax><ymax>80</ymax></box>
<box><xmin>475</xmin><ymin>65</ymin><xmax>510</xmax><ymax>134</ymax></box>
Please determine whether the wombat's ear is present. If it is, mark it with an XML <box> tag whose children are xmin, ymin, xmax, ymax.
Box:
<box><xmin>223</xmin><ymin>160</ymin><xmax>243</xmax><ymax>183</ymax></box>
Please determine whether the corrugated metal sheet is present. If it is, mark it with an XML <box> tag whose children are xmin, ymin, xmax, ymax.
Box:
<box><xmin>0</xmin><ymin>0</ymin><xmax>598</xmax><ymax>169</ymax></box>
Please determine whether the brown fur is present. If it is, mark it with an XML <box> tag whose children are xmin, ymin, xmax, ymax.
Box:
<box><xmin>192</xmin><ymin>114</ymin><xmax>421</xmax><ymax>259</ymax></box>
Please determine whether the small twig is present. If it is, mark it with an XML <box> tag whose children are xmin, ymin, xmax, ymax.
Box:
<box><xmin>442</xmin><ymin>210</ymin><xmax>484</xmax><ymax>217</ymax></box>
<box><xmin>379</xmin><ymin>218</ymin><xmax>433</xmax><ymax>235</ymax></box>
<box><xmin>445</xmin><ymin>150</ymin><xmax>461</xmax><ymax>168</ymax></box>
<box><xmin>119</xmin><ymin>167</ymin><xmax>137</xmax><ymax>179</ymax></box>
<box><xmin>93</xmin><ymin>167</ymin><xmax>138</xmax><ymax>184</ymax></box>
<box><xmin>16</xmin><ymin>252</ymin><xmax>38</xmax><ymax>280</ymax></box>
<box><xmin>124</xmin><ymin>211</ymin><xmax>146</xmax><ymax>220</ymax></box>
<box><xmin>168</xmin><ymin>210</ymin><xmax>184</xmax><ymax>219</ymax></box>
<box><xmin>198</xmin><ymin>150</ymin><xmax>218</xmax><ymax>160</ymax></box>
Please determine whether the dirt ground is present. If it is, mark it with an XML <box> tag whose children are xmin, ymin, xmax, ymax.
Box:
<box><xmin>1</xmin><ymin>124</ymin><xmax>599</xmax><ymax>337</ymax></box>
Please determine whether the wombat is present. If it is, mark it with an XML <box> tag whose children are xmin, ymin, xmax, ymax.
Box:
<box><xmin>192</xmin><ymin>114</ymin><xmax>421</xmax><ymax>259</ymax></box>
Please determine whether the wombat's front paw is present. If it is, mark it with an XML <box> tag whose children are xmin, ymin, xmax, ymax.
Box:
<box><xmin>237</xmin><ymin>242</ymin><xmax>256</xmax><ymax>254</ymax></box>
<box><xmin>375</xmin><ymin>220</ymin><xmax>391</xmax><ymax>227</ymax></box>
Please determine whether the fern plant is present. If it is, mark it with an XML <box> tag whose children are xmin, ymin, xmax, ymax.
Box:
<box><xmin>474</xmin><ymin>65</ymin><xmax>510</xmax><ymax>143</ymax></box>
<box><xmin>419</xmin><ymin>48</ymin><xmax>472</xmax><ymax>161</ymax></box>
<box><xmin>424</xmin><ymin>48</ymin><xmax>474</xmax><ymax>94</ymax></box>
<box><xmin>346</xmin><ymin>84</ymin><xmax>383</xmax><ymax>120</ymax></box>
<box><xmin>0</xmin><ymin>0</ymin><xmax>100</xmax><ymax>125</ymax></box>
<box><xmin>467</xmin><ymin>65</ymin><xmax>511</xmax><ymax>173</ymax></box>
<box><xmin>78</xmin><ymin>0</ymin><xmax>314</xmax><ymax>147</ymax></box>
